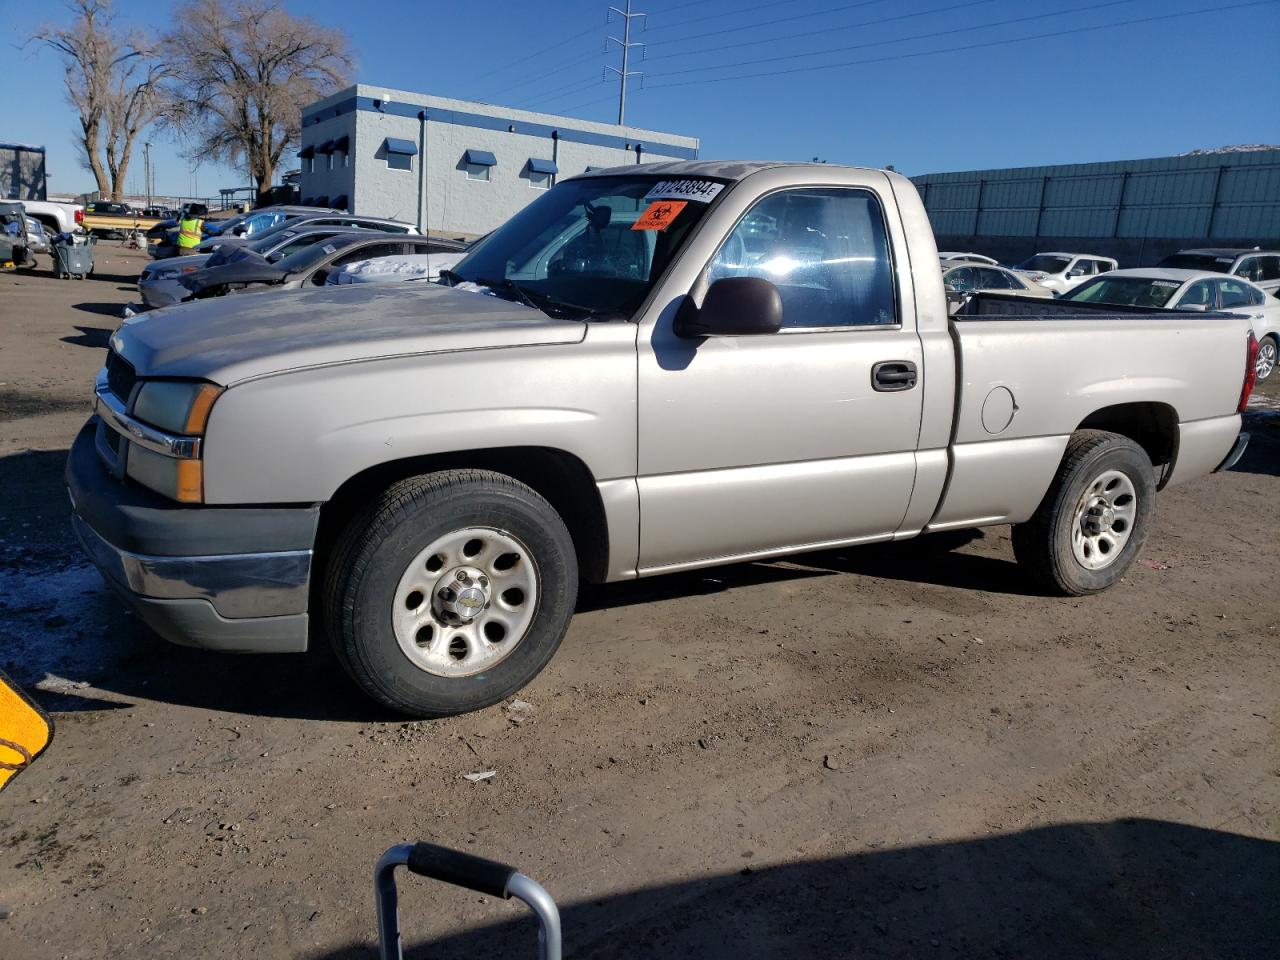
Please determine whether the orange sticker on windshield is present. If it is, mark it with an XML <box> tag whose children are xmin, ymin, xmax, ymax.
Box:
<box><xmin>632</xmin><ymin>200</ymin><xmax>688</xmax><ymax>231</ymax></box>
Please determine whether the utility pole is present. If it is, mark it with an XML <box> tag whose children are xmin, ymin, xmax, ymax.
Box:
<box><xmin>606</xmin><ymin>0</ymin><xmax>645</xmax><ymax>125</ymax></box>
<box><xmin>144</xmin><ymin>142</ymin><xmax>153</xmax><ymax>208</ymax></box>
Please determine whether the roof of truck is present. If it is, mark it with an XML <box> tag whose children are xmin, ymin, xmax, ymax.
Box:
<box><xmin>1174</xmin><ymin>247</ymin><xmax>1271</xmax><ymax>257</ymax></box>
<box><xmin>573</xmin><ymin>160</ymin><xmax>867</xmax><ymax>180</ymax></box>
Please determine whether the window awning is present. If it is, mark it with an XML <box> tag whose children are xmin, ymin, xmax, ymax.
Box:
<box><xmin>384</xmin><ymin>137</ymin><xmax>418</xmax><ymax>156</ymax></box>
<box><xmin>298</xmin><ymin>145</ymin><xmax>315</xmax><ymax>159</ymax></box>
<box><xmin>334</xmin><ymin>135</ymin><xmax>349</xmax><ymax>153</ymax></box>
<box><xmin>583</xmin><ymin>165</ymin><xmax>604</xmax><ymax>172</ymax></box>
<box><xmin>315</xmin><ymin>195</ymin><xmax>330</xmax><ymax>207</ymax></box>
<box><xmin>465</xmin><ymin>149</ymin><xmax>497</xmax><ymax>167</ymax></box>
<box><xmin>317</xmin><ymin>139</ymin><xmax>336</xmax><ymax>154</ymax></box>
<box><xmin>527</xmin><ymin>158</ymin><xmax>557</xmax><ymax>175</ymax></box>
<box><xmin>332</xmin><ymin>194</ymin><xmax>349</xmax><ymax>210</ymax></box>
<box><xmin>302</xmin><ymin>196</ymin><xmax>314</xmax><ymax>205</ymax></box>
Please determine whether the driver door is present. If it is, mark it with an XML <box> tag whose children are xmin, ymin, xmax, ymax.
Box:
<box><xmin>635</xmin><ymin>185</ymin><xmax>923</xmax><ymax>573</ymax></box>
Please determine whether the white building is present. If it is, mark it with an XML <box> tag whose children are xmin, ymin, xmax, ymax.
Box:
<box><xmin>299</xmin><ymin>84</ymin><xmax>700</xmax><ymax>236</ymax></box>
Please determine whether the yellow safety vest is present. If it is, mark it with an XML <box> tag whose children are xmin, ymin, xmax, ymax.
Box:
<box><xmin>177</xmin><ymin>216</ymin><xmax>204</xmax><ymax>248</ymax></box>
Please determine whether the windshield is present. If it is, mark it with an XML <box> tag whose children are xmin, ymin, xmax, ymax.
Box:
<box><xmin>1062</xmin><ymin>276</ymin><xmax>1182</xmax><ymax>308</ymax></box>
<box><xmin>275</xmin><ymin>235</ymin><xmax>361</xmax><ymax>273</ymax></box>
<box><xmin>1016</xmin><ymin>254</ymin><xmax>1071</xmax><ymax>274</ymax></box>
<box><xmin>448</xmin><ymin>174</ymin><xmax>724</xmax><ymax>318</ymax></box>
<box><xmin>265</xmin><ymin>231</ymin><xmax>336</xmax><ymax>262</ymax></box>
<box><xmin>1156</xmin><ymin>253</ymin><xmax>1234</xmax><ymax>273</ymax></box>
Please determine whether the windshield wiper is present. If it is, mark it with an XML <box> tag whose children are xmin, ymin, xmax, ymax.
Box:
<box><xmin>472</xmin><ymin>277</ymin><xmax>593</xmax><ymax>320</ymax></box>
<box><xmin>438</xmin><ymin>268</ymin><xmax>463</xmax><ymax>286</ymax></box>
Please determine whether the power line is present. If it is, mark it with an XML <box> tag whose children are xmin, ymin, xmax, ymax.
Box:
<box><xmin>644</xmin><ymin>0</ymin><xmax>808</xmax><ymax>36</ymax></box>
<box><xmin>642</xmin><ymin>0</ymin><xmax>1276</xmax><ymax>90</ymax></box>
<box><xmin>645</xmin><ymin>0</ymin><xmax>1006</xmax><ymax>62</ymax></box>
<box><xmin>470</xmin><ymin>21</ymin><xmax>604</xmax><ymax>90</ymax></box>
<box><xmin>649</xmin><ymin>0</ymin><xmax>1144</xmax><ymax>77</ymax></box>
<box><xmin>644</xmin><ymin>0</ymin><xmax>893</xmax><ymax>48</ymax></box>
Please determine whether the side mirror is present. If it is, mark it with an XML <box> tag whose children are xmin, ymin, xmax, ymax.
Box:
<box><xmin>232</xmin><ymin>225</ymin><xmax>248</xmax><ymax>236</ymax></box>
<box><xmin>1067</xmin><ymin>269</ymin><xmax>1085</xmax><ymax>278</ymax></box>
<box><xmin>675</xmin><ymin>277</ymin><xmax>783</xmax><ymax>338</ymax></box>
<box><xmin>1181</xmin><ymin>303</ymin><xmax>1209</xmax><ymax>312</ymax></box>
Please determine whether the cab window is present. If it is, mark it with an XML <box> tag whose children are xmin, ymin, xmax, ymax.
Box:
<box><xmin>708</xmin><ymin>187</ymin><xmax>896</xmax><ymax>328</ymax></box>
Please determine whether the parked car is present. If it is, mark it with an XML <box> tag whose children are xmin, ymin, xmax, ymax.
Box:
<box><xmin>1061</xmin><ymin>267</ymin><xmax>1280</xmax><ymax>380</ymax></box>
<box><xmin>69</xmin><ymin>161</ymin><xmax>1255</xmax><ymax>718</ymax></box>
<box><xmin>178</xmin><ymin>232</ymin><xmax>464</xmax><ymax>298</ymax></box>
<box><xmin>195</xmin><ymin>213</ymin><xmax>419</xmax><ymax>254</ymax></box>
<box><xmin>138</xmin><ymin>225</ymin><xmax>383</xmax><ymax>308</ymax></box>
<box><xmin>327</xmin><ymin>251</ymin><xmax>468</xmax><ymax>285</ymax></box>
<box><xmin>24</xmin><ymin>216</ymin><xmax>50</xmax><ymax>256</ymax></box>
<box><xmin>941</xmin><ymin>262</ymin><xmax>1053</xmax><ymax>311</ymax></box>
<box><xmin>148</xmin><ymin>205</ymin><xmax>342</xmax><ymax>260</ymax></box>
<box><xmin>1014</xmin><ymin>252</ymin><xmax>1119</xmax><ymax>293</ymax></box>
<box><xmin>1156</xmin><ymin>248</ymin><xmax>1280</xmax><ymax>296</ymax></box>
<box><xmin>938</xmin><ymin>251</ymin><xmax>998</xmax><ymax>265</ymax></box>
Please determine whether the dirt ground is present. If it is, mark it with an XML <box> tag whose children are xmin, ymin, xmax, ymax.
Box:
<box><xmin>0</xmin><ymin>246</ymin><xmax>1276</xmax><ymax>959</ymax></box>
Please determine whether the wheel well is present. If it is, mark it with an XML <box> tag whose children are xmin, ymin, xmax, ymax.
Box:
<box><xmin>315</xmin><ymin>447</ymin><xmax>611</xmax><ymax>585</ymax></box>
<box><xmin>29</xmin><ymin>213</ymin><xmax>59</xmax><ymax>234</ymax></box>
<box><xmin>1076</xmin><ymin>402</ymin><xmax>1178</xmax><ymax>484</ymax></box>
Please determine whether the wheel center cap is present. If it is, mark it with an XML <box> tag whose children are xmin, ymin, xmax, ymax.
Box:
<box><xmin>435</xmin><ymin>567</ymin><xmax>490</xmax><ymax>622</ymax></box>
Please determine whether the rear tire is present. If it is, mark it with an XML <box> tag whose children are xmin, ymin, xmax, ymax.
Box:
<box><xmin>1012</xmin><ymin>430</ymin><xmax>1155</xmax><ymax>596</ymax></box>
<box><xmin>1257</xmin><ymin>334</ymin><xmax>1277</xmax><ymax>382</ymax></box>
<box><xmin>323</xmin><ymin>469</ymin><xmax>578</xmax><ymax>717</ymax></box>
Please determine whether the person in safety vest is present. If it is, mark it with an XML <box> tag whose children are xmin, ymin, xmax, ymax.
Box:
<box><xmin>176</xmin><ymin>209</ymin><xmax>204</xmax><ymax>250</ymax></box>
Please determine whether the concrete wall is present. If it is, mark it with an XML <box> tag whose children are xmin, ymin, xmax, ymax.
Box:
<box><xmin>300</xmin><ymin>85</ymin><xmax>698</xmax><ymax>236</ymax></box>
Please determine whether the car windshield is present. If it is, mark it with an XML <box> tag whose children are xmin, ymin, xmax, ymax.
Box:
<box><xmin>1062</xmin><ymin>276</ymin><xmax>1182</xmax><ymax>308</ymax></box>
<box><xmin>265</xmin><ymin>231</ymin><xmax>339</xmax><ymax>262</ymax></box>
<box><xmin>1017</xmin><ymin>255</ymin><xmax>1071</xmax><ymax>273</ymax></box>
<box><xmin>1156</xmin><ymin>253</ymin><xmax>1234</xmax><ymax>273</ymax></box>
<box><xmin>274</xmin><ymin>234</ymin><xmax>364</xmax><ymax>273</ymax></box>
<box><xmin>447</xmin><ymin>174</ymin><xmax>724</xmax><ymax>318</ymax></box>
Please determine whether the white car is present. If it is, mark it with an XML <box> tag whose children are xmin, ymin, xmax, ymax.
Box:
<box><xmin>941</xmin><ymin>262</ymin><xmax>1054</xmax><ymax>312</ymax></box>
<box><xmin>1014</xmin><ymin>252</ymin><xmax>1119</xmax><ymax>294</ymax></box>
<box><xmin>1157</xmin><ymin>248</ymin><xmax>1280</xmax><ymax>297</ymax></box>
<box><xmin>938</xmin><ymin>251</ymin><xmax>999</xmax><ymax>265</ymax></box>
<box><xmin>1061</xmin><ymin>267</ymin><xmax>1279</xmax><ymax>380</ymax></box>
<box><xmin>327</xmin><ymin>251</ymin><xmax>467</xmax><ymax>285</ymax></box>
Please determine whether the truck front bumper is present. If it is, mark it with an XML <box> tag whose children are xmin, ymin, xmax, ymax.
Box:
<box><xmin>66</xmin><ymin>418</ymin><xmax>319</xmax><ymax>653</ymax></box>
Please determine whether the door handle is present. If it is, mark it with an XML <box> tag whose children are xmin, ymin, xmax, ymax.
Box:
<box><xmin>872</xmin><ymin>360</ymin><xmax>918</xmax><ymax>392</ymax></box>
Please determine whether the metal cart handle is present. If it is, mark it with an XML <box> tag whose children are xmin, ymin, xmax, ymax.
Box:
<box><xmin>376</xmin><ymin>843</ymin><xmax>562</xmax><ymax>960</ymax></box>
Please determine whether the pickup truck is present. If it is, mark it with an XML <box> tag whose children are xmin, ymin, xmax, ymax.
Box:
<box><xmin>21</xmin><ymin>198</ymin><xmax>83</xmax><ymax>236</ymax></box>
<box><xmin>67</xmin><ymin>161</ymin><xmax>1257</xmax><ymax>718</ymax></box>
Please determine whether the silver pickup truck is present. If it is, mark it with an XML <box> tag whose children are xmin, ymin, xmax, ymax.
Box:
<box><xmin>67</xmin><ymin>161</ymin><xmax>1258</xmax><ymax>717</ymax></box>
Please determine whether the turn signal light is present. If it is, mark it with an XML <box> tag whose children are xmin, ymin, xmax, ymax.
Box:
<box><xmin>174</xmin><ymin>460</ymin><xmax>204</xmax><ymax>503</ymax></box>
<box><xmin>183</xmin><ymin>383</ymin><xmax>223</xmax><ymax>434</ymax></box>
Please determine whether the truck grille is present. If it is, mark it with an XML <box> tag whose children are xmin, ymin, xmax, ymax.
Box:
<box><xmin>105</xmin><ymin>350</ymin><xmax>137</xmax><ymax>403</ymax></box>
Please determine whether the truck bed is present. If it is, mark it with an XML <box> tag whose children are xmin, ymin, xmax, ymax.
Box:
<box><xmin>953</xmin><ymin>292</ymin><xmax>1236</xmax><ymax>321</ymax></box>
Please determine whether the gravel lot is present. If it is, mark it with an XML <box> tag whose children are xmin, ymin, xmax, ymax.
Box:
<box><xmin>1</xmin><ymin>245</ymin><xmax>1277</xmax><ymax>959</ymax></box>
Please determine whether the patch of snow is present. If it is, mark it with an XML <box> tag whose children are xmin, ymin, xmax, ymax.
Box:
<box><xmin>1178</xmin><ymin>144</ymin><xmax>1279</xmax><ymax>156</ymax></box>
<box><xmin>329</xmin><ymin>252</ymin><xmax>466</xmax><ymax>285</ymax></box>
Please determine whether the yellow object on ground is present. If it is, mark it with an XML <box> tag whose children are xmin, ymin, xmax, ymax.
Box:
<box><xmin>0</xmin><ymin>669</ymin><xmax>53</xmax><ymax>792</ymax></box>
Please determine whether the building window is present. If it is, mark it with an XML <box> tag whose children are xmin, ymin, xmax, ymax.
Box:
<box><xmin>527</xmin><ymin>158</ymin><xmax>556</xmax><ymax>189</ymax></box>
<box><xmin>383</xmin><ymin>137</ymin><xmax>418</xmax><ymax>172</ymax></box>
<box><xmin>464</xmin><ymin>149</ymin><xmax>497</xmax><ymax>182</ymax></box>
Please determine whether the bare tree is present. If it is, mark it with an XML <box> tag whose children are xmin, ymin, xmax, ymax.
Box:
<box><xmin>31</xmin><ymin>0</ymin><xmax>168</xmax><ymax>199</ymax></box>
<box><xmin>163</xmin><ymin>0</ymin><xmax>352</xmax><ymax>203</ymax></box>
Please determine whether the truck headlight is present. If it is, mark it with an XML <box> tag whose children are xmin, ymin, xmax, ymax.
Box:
<box><xmin>132</xmin><ymin>380</ymin><xmax>222</xmax><ymax>435</ymax></box>
<box><xmin>126</xmin><ymin>381</ymin><xmax>221</xmax><ymax>503</ymax></box>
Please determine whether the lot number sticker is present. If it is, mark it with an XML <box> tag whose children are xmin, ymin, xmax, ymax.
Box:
<box><xmin>632</xmin><ymin>201</ymin><xmax>688</xmax><ymax>231</ymax></box>
<box><xmin>643</xmin><ymin>180</ymin><xmax>724</xmax><ymax>203</ymax></box>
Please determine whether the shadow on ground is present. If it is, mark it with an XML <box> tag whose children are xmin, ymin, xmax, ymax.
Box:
<box><xmin>306</xmin><ymin>819</ymin><xmax>1278</xmax><ymax>959</ymax></box>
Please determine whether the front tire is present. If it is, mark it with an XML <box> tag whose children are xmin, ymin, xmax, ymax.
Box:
<box><xmin>1012</xmin><ymin>430</ymin><xmax>1155</xmax><ymax>596</ymax></box>
<box><xmin>324</xmin><ymin>469</ymin><xmax>578</xmax><ymax>717</ymax></box>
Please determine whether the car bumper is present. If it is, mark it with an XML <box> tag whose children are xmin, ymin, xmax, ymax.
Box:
<box><xmin>137</xmin><ymin>275</ymin><xmax>188</xmax><ymax>308</ymax></box>
<box><xmin>66</xmin><ymin>418</ymin><xmax>319</xmax><ymax>653</ymax></box>
<box><xmin>1215</xmin><ymin>431</ymin><xmax>1250</xmax><ymax>472</ymax></box>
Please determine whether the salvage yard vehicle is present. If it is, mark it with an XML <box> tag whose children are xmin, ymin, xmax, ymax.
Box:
<box><xmin>195</xmin><ymin>212</ymin><xmax>419</xmax><ymax>255</ymax></box>
<box><xmin>67</xmin><ymin>161</ymin><xmax>1257</xmax><ymax>718</ymax></box>
<box><xmin>1014</xmin><ymin>252</ymin><xmax>1119</xmax><ymax>293</ymax></box>
<box><xmin>1157</xmin><ymin>247</ymin><xmax>1280</xmax><ymax>297</ymax></box>
<box><xmin>1060</xmin><ymin>267</ymin><xmax>1280</xmax><ymax>380</ymax></box>
<box><xmin>942</xmin><ymin>261</ymin><xmax>1053</xmax><ymax>310</ymax></box>
<box><xmin>177</xmin><ymin>232</ymin><xmax>466</xmax><ymax>298</ymax></box>
<box><xmin>137</xmin><ymin>225</ymin><xmax>384</xmax><ymax>308</ymax></box>
<box><xmin>82</xmin><ymin>200</ymin><xmax>163</xmax><ymax>238</ymax></box>
<box><xmin>327</xmin><ymin>250</ymin><xmax>468</xmax><ymax>285</ymax></box>
<box><xmin>938</xmin><ymin>251</ymin><xmax>999</xmax><ymax>265</ymax></box>
<box><xmin>19</xmin><ymin>197</ymin><xmax>83</xmax><ymax>236</ymax></box>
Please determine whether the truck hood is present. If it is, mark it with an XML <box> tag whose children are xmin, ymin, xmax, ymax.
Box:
<box><xmin>111</xmin><ymin>283</ymin><xmax>587</xmax><ymax>385</ymax></box>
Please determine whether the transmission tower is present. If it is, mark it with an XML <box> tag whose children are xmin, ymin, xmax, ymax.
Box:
<box><xmin>606</xmin><ymin>1</ymin><xmax>645</xmax><ymax>125</ymax></box>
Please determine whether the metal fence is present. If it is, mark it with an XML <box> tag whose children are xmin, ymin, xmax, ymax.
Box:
<box><xmin>911</xmin><ymin>149</ymin><xmax>1280</xmax><ymax>245</ymax></box>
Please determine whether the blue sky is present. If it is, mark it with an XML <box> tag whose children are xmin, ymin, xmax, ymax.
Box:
<box><xmin>8</xmin><ymin>0</ymin><xmax>1279</xmax><ymax>198</ymax></box>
